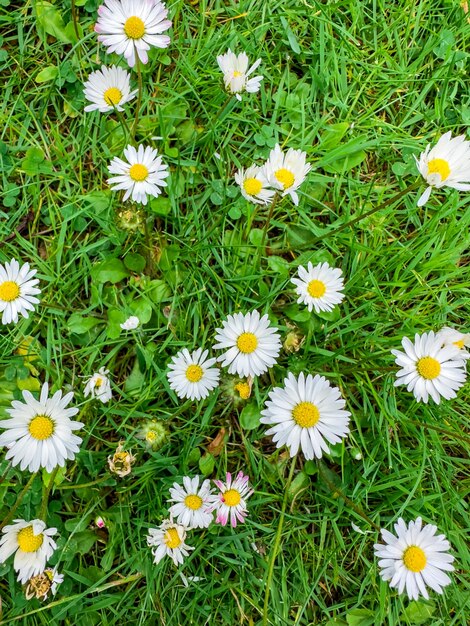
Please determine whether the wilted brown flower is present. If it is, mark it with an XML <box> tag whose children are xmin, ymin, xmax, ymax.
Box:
<box><xmin>108</xmin><ymin>442</ymin><xmax>136</xmax><ymax>477</ymax></box>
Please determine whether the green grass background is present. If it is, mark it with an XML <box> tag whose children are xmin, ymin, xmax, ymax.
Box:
<box><xmin>0</xmin><ymin>0</ymin><xmax>469</xmax><ymax>624</ymax></box>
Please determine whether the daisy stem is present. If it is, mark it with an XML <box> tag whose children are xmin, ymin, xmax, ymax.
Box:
<box><xmin>260</xmin><ymin>193</ymin><xmax>279</xmax><ymax>253</ymax></box>
<box><xmin>71</xmin><ymin>0</ymin><xmax>80</xmax><ymax>42</ymax></box>
<box><xmin>132</xmin><ymin>56</ymin><xmax>144</xmax><ymax>142</ymax></box>
<box><xmin>317</xmin><ymin>462</ymin><xmax>381</xmax><ymax>532</ymax></box>
<box><xmin>39</xmin><ymin>468</ymin><xmax>59</xmax><ymax>521</ymax></box>
<box><xmin>0</xmin><ymin>472</ymin><xmax>37</xmax><ymax>531</ymax></box>
<box><xmin>115</xmin><ymin>108</ymin><xmax>132</xmax><ymax>142</ymax></box>
<box><xmin>262</xmin><ymin>455</ymin><xmax>297</xmax><ymax>626</ymax></box>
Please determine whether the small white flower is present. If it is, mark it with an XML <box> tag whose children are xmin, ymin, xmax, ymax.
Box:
<box><xmin>235</xmin><ymin>165</ymin><xmax>276</xmax><ymax>205</ymax></box>
<box><xmin>168</xmin><ymin>476</ymin><xmax>217</xmax><ymax>528</ymax></box>
<box><xmin>83</xmin><ymin>367</ymin><xmax>113</xmax><ymax>403</ymax></box>
<box><xmin>264</xmin><ymin>143</ymin><xmax>311</xmax><ymax>205</ymax></box>
<box><xmin>415</xmin><ymin>131</ymin><xmax>470</xmax><ymax>206</ymax></box>
<box><xmin>374</xmin><ymin>517</ymin><xmax>454</xmax><ymax>600</ymax></box>
<box><xmin>216</xmin><ymin>49</ymin><xmax>263</xmax><ymax>101</ymax></box>
<box><xmin>120</xmin><ymin>315</ymin><xmax>140</xmax><ymax>330</ymax></box>
<box><xmin>147</xmin><ymin>519</ymin><xmax>194</xmax><ymax>566</ymax></box>
<box><xmin>436</xmin><ymin>326</ymin><xmax>470</xmax><ymax>358</ymax></box>
<box><xmin>213</xmin><ymin>310</ymin><xmax>281</xmax><ymax>378</ymax></box>
<box><xmin>0</xmin><ymin>383</ymin><xmax>83</xmax><ymax>473</ymax></box>
<box><xmin>392</xmin><ymin>331</ymin><xmax>467</xmax><ymax>404</ymax></box>
<box><xmin>0</xmin><ymin>519</ymin><xmax>57</xmax><ymax>584</ymax></box>
<box><xmin>25</xmin><ymin>567</ymin><xmax>64</xmax><ymax>600</ymax></box>
<box><xmin>108</xmin><ymin>144</ymin><xmax>169</xmax><ymax>205</ymax></box>
<box><xmin>95</xmin><ymin>0</ymin><xmax>172</xmax><ymax>68</ymax></box>
<box><xmin>0</xmin><ymin>258</ymin><xmax>41</xmax><ymax>325</ymax></box>
<box><xmin>291</xmin><ymin>262</ymin><xmax>345</xmax><ymax>313</ymax></box>
<box><xmin>83</xmin><ymin>65</ymin><xmax>137</xmax><ymax>113</ymax></box>
<box><xmin>167</xmin><ymin>348</ymin><xmax>220</xmax><ymax>401</ymax></box>
<box><xmin>180</xmin><ymin>573</ymin><xmax>204</xmax><ymax>587</ymax></box>
<box><xmin>260</xmin><ymin>372</ymin><xmax>351</xmax><ymax>460</ymax></box>
<box><xmin>211</xmin><ymin>471</ymin><xmax>253</xmax><ymax>527</ymax></box>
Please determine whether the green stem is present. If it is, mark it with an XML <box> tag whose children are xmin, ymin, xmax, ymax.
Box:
<box><xmin>262</xmin><ymin>456</ymin><xmax>297</xmax><ymax>626</ymax></box>
<box><xmin>143</xmin><ymin>214</ymin><xmax>155</xmax><ymax>276</ymax></box>
<box><xmin>39</xmin><ymin>468</ymin><xmax>59</xmax><ymax>521</ymax></box>
<box><xmin>71</xmin><ymin>0</ymin><xmax>80</xmax><ymax>41</ymax></box>
<box><xmin>260</xmin><ymin>193</ymin><xmax>279</xmax><ymax>252</ymax></box>
<box><xmin>0</xmin><ymin>473</ymin><xmax>37</xmax><ymax>531</ymax></box>
<box><xmin>132</xmin><ymin>56</ymin><xmax>143</xmax><ymax>142</ymax></box>
<box><xmin>115</xmin><ymin>108</ymin><xmax>132</xmax><ymax>142</ymax></box>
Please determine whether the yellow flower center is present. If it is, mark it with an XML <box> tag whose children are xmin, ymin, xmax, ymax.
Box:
<box><xmin>124</xmin><ymin>16</ymin><xmax>145</xmax><ymax>39</ymax></box>
<box><xmin>307</xmin><ymin>279</ymin><xmax>326</xmax><ymax>298</ymax></box>
<box><xmin>236</xmin><ymin>332</ymin><xmax>258</xmax><ymax>354</ymax></box>
<box><xmin>233</xmin><ymin>70</ymin><xmax>242</xmax><ymax>77</ymax></box>
<box><xmin>275</xmin><ymin>168</ymin><xmax>295</xmax><ymax>190</ymax></box>
<box><xmin>243</xmin><ymin>177</ymin><xmax>263</xmax><ymax>196</ymax></box>
<box><xmin>164</xmin><ymin>527</ymin><xmax>182</xmax><ymax>549</ymax></box>
<box><xmin>29</xmin><ymin>415</ymin><xmax>54</xmax><ymax>440</ymax></box>
<box><xmin>146</xmin><ymin>431</ymin><xmax>157</xmax><ymax>442</ymax></box>
<box><xmin>403</xmin><ymin>545</ymin><xmax>427</xmax><ymax>572</ymax></box>
<box><xmin>454</xmin><ymin>339</ymin><xmax>465</xmax><ymax>349</ymax></box>
<box><xmin>416</xmin><ymin>356</ymin><xmax>441</xmax><ymax>380</ymax></box>
<box><xmin>235</xmin><ymin>382</ymin><xmax>250</xmax><ymax>399</ymax></box>
<box><xmin>17</xmin><ymin>526</ymin><xmax>44</xmax><ymax>553</ymax></box>
<box><xmin>129</xmin><ymin>163</ymin><xmax>149</xmax><ymax>182</ymax></box>
<box><xmin>427</xmin><ymin>158</ymin><xmax>450</xmax><ymax>182</ymax></box>
<box><xmin>186</xmin><ymin>364</ymin><xmax>203</xmax><ymax>382</ymax></box>
<box><xmin>184</xmin><ymin>494</ymin><xmax>203</xmax><ymax>510</ymax></box>
<box><xmin>223</xmin><ymin>489</ymin><xmax>241</xmax><ymax>507</ymax></box>
<box><xmin>292</xmin><ymin>402</ymin><xmax>320</xmax><ymax>428</ymax></box>
<box><xmin>0</xmin><ymin>280</ymin><xmax>20</xmax><ymax>302</ymax></box>
<box><xmin>103</xmin><ymin>87</ymin><xmax>123</xmax><ymax>106</ymax></box>
<box><xmin>95</xmin><ymin>377</ymin><xmax>103</xmax><ymax>388</ymax></box>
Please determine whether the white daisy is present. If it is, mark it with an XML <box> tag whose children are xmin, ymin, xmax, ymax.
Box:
<box><xmin>0</xmin><ymin>383</ymin><xmax>83</xmax><ymax>473</ymax></box>
<box><xmin>263</xmin><ymin>144</ymin><xmax>311</xmax><ymax>206</ymax></box>
<box><xmin>167</xmin><ymin>348</ymin><xmax>220</xmax><ymax>401</ymax></box>
<box><xmin>216</xmin><ymin>49</ymin><xmax>263</xmax><ymax>101</ymax></box>
<box><xmin>167</xmin><ymin>475</ymin><xmax>216</xmax><ymax>529</ymax></box>
<box><xmin>120</xmin><ymin>315</ymin><xmax>140</xmax><ymax>330</ymax></box>
<box><xmin>213</xmin><ymin>310</ymin><xmax>281</xmax><ymax>378</ymax></box>
<box><xmin>374</xmin><ymin>517</ymin><xmax>454</xmax><ymax>600</ymax></box>
<box><xmin>291</xmin><ymin>262</ymin><xmax>345</xmax><ymax>313</ymax></box>
<box><xmin>147</xmin><ymin>519</ymin><xmax>194</xmax><ymax>566</ymax></box>
<box><xmin>392</xmin><ymin>331</ymin><xmax>467</xmax><ymax>404</ymax></box>
<box><xmin>436</xmin><ymin>326</ymin><xmax>470</xmax><ymax>358</ymax></box>
<box><xmin>0</xmin><ymin>258</ymin><xmax>41</xmax><ymax>325</ymax></box>
<box><xmin>95</xmin><ymin>0</ymin><xmax>172</xmax><ymax>68</ymax></box>
<box><xmin>25</xmin><ymin>568</ymin><xmax>64</xmax><ymax>600</ymax></box>
<box><xmin>108</xmin><ymin>144</ymin><xmax>169</xmax><ymax>205</ymax></box>
<box><xmin>211</xmin><ymin>471</ymin><xmax>253</xmax><ymax>527</ymax></box>
<box><xmin>83</xmin><ymin>367</ymin><xmax>113</xmax><ymax>403</ymax></box>
<box><xmin>260</xmin><ymin>372</ymin><xmax>351</xmax><ymax>460</ymax></box>
<box><xmin>0</xmin><ymin>519</ymin><xmax>57</xmax><ymax>584</ymax></box>
<box><xmin>234</xmin><ymin>165</ymin><xmax>276</xmax><ymax>205</ymax></box>
<box><xmin>415</xmin><ymin>131</ymin><xmax>470</xmax><ymax>206</ymax></box>
<box><xmin>83</xmin><ymin>65</ymin><xmax>137</xmax><ymax>113</ymax></box>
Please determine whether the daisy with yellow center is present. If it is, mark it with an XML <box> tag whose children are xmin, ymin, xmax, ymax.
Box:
<box><xmin>0</xmin><ymin>383</ymin><xmax>83</xmax><ymax>473</ymax></box>
<box><xmin>0</xmin><ymin>519</ymin><xmax>57</xmax><ymax>584</ymax></box>
<box><xmin>213</xmin><ymin>310</ymin><xmax>281</xmax><ymax>378</ymax></box>
<box><xmin>374</xmin><ymin>517</ymin><xmax>454</xmax><ymax>600</ymax></box>
<box><xmin>108</xmin><ymin>144</ymin><xmax>169</xmax><ymax>205</ymax></box>
<box><xmin>234</xmin><ymin>164</ymin><xmax>276</xmax><ymax>205</ymax></box>
<box><xmin>95</xmin><ymin>0</ymin><xmax>172</xmax><ymax>68</ymax></box>
<box><xmin>216</xmin><ymin>49</ymin><xmax>263</xmax><ymax>101</ymax></box>
<box><xmin>83</xmin><ymin>367</ymin><xmax>113</xmax><ymax>403</ymax></box>
<box><xmin>211</xmin><ymin>471</ymin><xmax>253</xmax><ymax>527</ymax></box>
<box><xmin>437</xmin><ymin>326</ymin><xmax>470</xmax><ymax>359</ymax></box>
<box><xmin>291</xmin><ymin>261</ymin><xmax>345</xmax><ymax>314</ymax></box>
<box><xmin>83</xmin><ymin>65</ymin><xmax>137</xmax><ymax>113</ymax></box>
<box><xmin>264</xmin><ymin>143</ymin><xmax>311</xmax><ymax>205</ymax></box>
<box><xmin>415</xmin><ymin>131</ymin><xmax>470</xmax><ymax>206</ymax></box>
<box><xmin>0</xmin><ymin>258</ymin><xmax>41</xmax><ymax>325</ymax></box>
<box><xmin>168</xmin><ymin>475</ymin><xmax>217</xmax><ymax>528</ymax></box>
<box><xmin>167</xmin><ymin>348</ymin><xmax>220</xmax><ymax>401</ymax></box>
<box><xmin>392</xmin><ymin>331</ymin><xmax>467</xmax><ymax>404</ymax></box>
<box><xmin>147</xmin><ymin>519</ymin><xmax>194</xmax><ymax>566</ymax></box>
<box><xmin>261</xmin><ymin>372</ymin><xmax>351</xmax><ymax>460</ymax></box>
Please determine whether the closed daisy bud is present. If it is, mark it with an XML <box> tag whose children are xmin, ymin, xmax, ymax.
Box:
<box><xmin>83</xmin><ymin>65</ymin><xmax>137</xmax><ymax>113</ymax></box>
<box><xmin>210</xmin><ymin>471</ymin><xmax>253</xmax><ymax>527</ymax></box>
<box><xmin>234</xmin><ymin>165</ymin><xmax>275</xmax><ymax>205</ymax></box>
<box><xmin>291</xmin><ymin>262</ymin><xmax>345</xmax><ymax>314</ymax></box>
<box><xmin>0</xmin><ymin>258</ymin><xmax>41</xmax><ymax>325</ymax></box>
<box><xmin>264</xmin><ymin>144</ymin><xmax>311</xmax><ymax>206</ymax></box>
<box><xmin>108</xmin><ymin>442</ymin><xmax>136</xmax><ymax>477</ymax></box>
<box><xmin>147</xmin><ymin>519</ymin><xmax>194</xmax><ymax>566</ymax></box>
<box><xmin>216</xmin><ymin>49</ymin><xmax>263</xmax><ymax>101</ymax></box>
<box><xmin>136</xmin><ymin>419</ymin><xmax>168</xmax><ymax>451</ymax></box>
<box><xmin>83</xmin><ymin>367</ymin><xmax>113</xmax><ymax>404</ymax></box>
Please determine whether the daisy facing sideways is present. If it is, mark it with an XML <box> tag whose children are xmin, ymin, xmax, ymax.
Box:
<box><xmin>291</xmin><ymin>261</ymin><xmax>345</xmax><ymax>314</ymax></box>
<box><xmin>95</xmin><ymin>0</ymin><xmax>171</xmax><ymax>68</ymax></box>
<box><xmin>167</xmin><ymin>348</ymin><xmax>220</xmax><ymax>401</ymax></box>
<box><xmin>83</xmin><ymin>65</ymin><xmax>137</xmax><ymax>113</ymax></box>
<box><xmin>374</xmin><ymin>517</ymin><xmax>454</xmax><ymax>600</ymax></box>
<box><xmin>264</xmin><ymin>143</ymin><xmax>311</xmax><ymax>206</ymax></box>
<box><xmin>211</xmin><ymin>471</ymin><xmax>253</xmax><ymax>527</ymax></box>
<box><xmin>147</xmin><ymin>519</ymin><xmax>194</xmax><ymax>566</ymax></box>
<box><xmin>217</xmin><ymin>49</ymin><xmax>263</xmax><ymax>101</ymax></box>
<box><xmin>436</xmin><ymin>326</ymin><xmax>470</xmax><ymax>357</ymax></box>
<box><xmin>235</xmin><ymin>164</ymin><xmax>275</xmax><ymax>205</ymax></box>
<box><xmin>392</xmin><ymin>331</ymin><xmax>467</xmax><ymax>404</ymax></box>
<box><xmin>213</xmin><ymin>310</ymin><xmax>281</xmax><ymax>378</ymax></box>
<box><xmin>0</xmin><ymin>383</ymin><xmax>83</xmax><ymax>473</ymax></box>
<box><xmin>83</xmin><ymin>367</ymin><xmax>113</xmax><ymax>403</ymax></box>
<box><xmin>108</xmin><ymin>144</ymin><xmax>169</xmax><ymax>205</ymax></box>
<box><xmin>415</xmin><ymin>131</ymin><xmax>470</xmax><ymax>207</ymax></box>
<box><xmin>0</xmin><ymin>258</ymin><xmax>41</xmax><ymax>325</ymax></box>
<box><xmin>0</xmin><ymin>519</ymin><xmax>57</xmax><ymax>583</ymax></box>
<box><xmin>260</xmin><ymin>372</ymin><xmax>351</xmax><ymax>460</ymax></box>
<box><xmin>168</xmin><ymin>475</ymin><xmax>216</xmax><ymax>529</ymax></box>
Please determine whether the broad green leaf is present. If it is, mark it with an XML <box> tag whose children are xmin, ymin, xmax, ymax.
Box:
<box><xmin>124</xmin><ymin>253</ymin><xmax>146</xmax><ymax>273</ymax></box>
<box><xmin>323</xmin><ymin>150</ymin><xmax>367</xmax><ymax>174</ymax></box>
<box><xmin>91</xmin><ymin>259</ymin><xmax>129</xmax><ymax>284</ymax></box>
<box><xmin>240</xmin><ymin>403</ymin><xmax>261</xmax><ymax>430</ymax></box>
<box><xmin>319</xmin><ymin>122</ymin><xmax>350</xmax><ymax>151</ymax></box>
<box><xmin>199</xmin><ymin>452</ymin><xmax>215</xmax><ymax>476</ymax></box>
<box><xmin>68</xmin><ymin>313</ymin><xmax>102</xmax><ymax>334</ymax></box>
<box><xmin>35</xmin><ymin>65</ymin><xmax>58</xmax><ymax>83</ymax></box>
<box><xmin>346</xmin><ymin>608</ymin><xmax>376</xmax><ymax>626</ymax></box>
<box><xmin>400</xmin><ymin>601</ymin><xmax>436</xmax><ymax>625</ymax></box>
<box><xmin>267</xmin><ymin>256</ymin><xmax>290</xmax><ymax>275</ymax></box>
<box><xmin>35</xmin><ymin>1</ymin><xmax>72</xmax><ymax>44</ymax></box>
<box><xmin>287</xmin><ymin>470</ymin><xmax>309</xmax><ymax>499</ymax></box>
